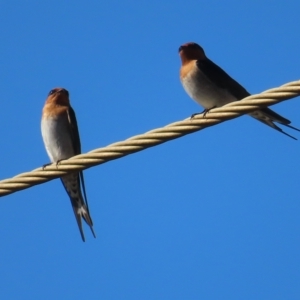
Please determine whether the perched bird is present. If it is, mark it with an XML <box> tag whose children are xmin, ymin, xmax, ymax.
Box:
<box><xmin>179</xmin><ymin>42</ymin><xmax>300</xmax><ymax>139</ymax></box>
<box><xmin>41</xmin><ymin>88</ymin><xmax>95</xmax><ymax>241</ymax></box>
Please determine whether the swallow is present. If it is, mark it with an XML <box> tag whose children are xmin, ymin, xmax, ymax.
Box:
<box><xmin>41</xmin><ymin>88</ymin><xmax>96</xmax><ymax>241</ymax></box>
<box><xmin>179</xmin><ymin>42</ymin><xmax>300</xmax><ymax>139</ymax></box>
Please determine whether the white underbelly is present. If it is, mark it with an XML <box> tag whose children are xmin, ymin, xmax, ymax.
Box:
<box><xmin>181</xmin><ymin>72</ymin><xmax>236</xmax><ymax>108</ymax></box>
<box><xmin>41</xmin><ymin>118</ymin><xmax>75</xmax><ymax>163</ymax></box>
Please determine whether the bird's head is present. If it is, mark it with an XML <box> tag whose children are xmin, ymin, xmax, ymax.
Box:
<box><xmin>178</xmin><ymin>42</ymin><xmax>206</xmax><ymax>64</ymax></box>
<box><xmin>46</xmin><ymin>88</ymin><xmax>70</xmax><ymax>106</ymax></box>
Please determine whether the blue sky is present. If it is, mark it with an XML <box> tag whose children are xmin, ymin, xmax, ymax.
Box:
<box><xmin>1</xmin><ymin>1</ymin><xmax>300</xmax><ymax>299</ymax></box>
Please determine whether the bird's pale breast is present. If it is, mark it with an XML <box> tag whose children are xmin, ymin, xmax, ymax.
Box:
<box><xmin>181</xmin><ymin>66</ymin><xmax>236</xmax><ymax>109</ymax></box>
<box><xmin>41</xmin><ymin>116</ymin><xmax>75</xmax><ymax>163</ymax></box>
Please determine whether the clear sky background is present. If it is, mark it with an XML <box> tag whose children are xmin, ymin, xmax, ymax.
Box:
<box><xmin>1</xmin><ymin>1</ymin><xmax>300</xmax><ymax>299</ymax></box>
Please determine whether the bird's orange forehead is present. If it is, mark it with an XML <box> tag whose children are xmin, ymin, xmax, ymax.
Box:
<box><xmin>182</xmin><ymin>42</ymin><xmax>196</xmax><ymax>47</ymax></box>
<box><xmin>48</xmin><ymin>87</ymin><xmax>69</xmax><ymax>97</ymax></box>
<box><xmin>179</xmin><ymin>42</ymin><xmax>204</xmax><ymax>52</ymax></box>
<box><xmin>51</xmin><ymin>87</ymin><xmax>62</xmax><ymax>92</ymax></box>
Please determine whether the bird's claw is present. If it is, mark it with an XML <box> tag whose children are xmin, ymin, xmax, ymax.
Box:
<box><xmin>190</xmin><ymin>106</ymin><xmax>216</xmax><ymax>119</ymax></box>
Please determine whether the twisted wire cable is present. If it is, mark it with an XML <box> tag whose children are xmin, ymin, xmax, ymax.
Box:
<box><xmin>0</xmin><ymin>80</ymin><xmax>299</xmax><ymax>197</ymax></box>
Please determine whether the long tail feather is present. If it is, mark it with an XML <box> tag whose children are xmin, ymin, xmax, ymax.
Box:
<box><xmin>61</xmin><ymin>174</ymin><xmax>96</xmax><ymax>241</ymax></box>
<box><xmin>249</xmin><ymin>109</ymin><xmax>298</xmax><ymax>140</ymax></box>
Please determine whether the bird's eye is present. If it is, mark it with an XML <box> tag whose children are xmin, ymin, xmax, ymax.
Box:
<box><xmin>48</xmin><ymin>89</ymin><xmax>55</xmax><ymax>96</ymax></box>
